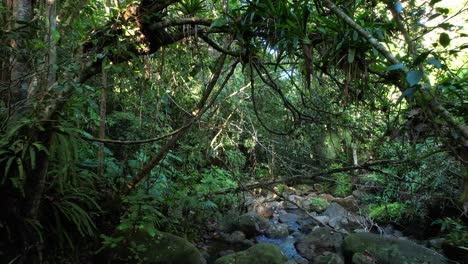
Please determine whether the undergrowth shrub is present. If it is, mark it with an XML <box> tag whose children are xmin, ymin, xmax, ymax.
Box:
<box><xmin>368</xmin><ymin>202</ymin><xmax>408</xmax><ymax>222</ymax></box>
<box><xmin>362</xmin><ymin>140</ymin><xmax>464</xmax><ymax>229</ymax></box>
<box><xmin>432</xmin><ymin>217</ymin><xmax>468</xmax><ymax>247</ymax></box>
<box><xmin>330</xmin><ymin>164</ymin><xmax>353</xmax><ymax>197</ymax></box>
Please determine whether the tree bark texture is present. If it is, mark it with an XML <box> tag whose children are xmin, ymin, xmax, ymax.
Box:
<box><xmin>9</xmin><ymin>0</ymin><xmax>33</xmax><ymax>106</ymax></box>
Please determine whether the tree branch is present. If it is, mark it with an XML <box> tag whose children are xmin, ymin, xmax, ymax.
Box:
<box><xmin>213</xmin><ymin>159</ymin><xmax>410</xmax><ymax>195</ymax></box>
<box><xmin>123</xmin><ymin>51</ymin><xmax>229</xmax><ymax>194</ymax></box>
<box><xmin>322</xmin><ymin>0</ymin><xmax>468</xmax><ymax>149</ymax></box>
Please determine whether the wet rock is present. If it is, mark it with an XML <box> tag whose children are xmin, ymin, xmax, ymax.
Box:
<box><xmin>238</xmin><ymin>212</ymin><xmax>270</xmax><ymax>237</ymax></box>
<box><xmin>319</xmin><ymin>193</ymin><xmax>336</xmax><ymax>202</ymax></box>
<box><xmin>220</xmin><ymin>231</ymin><xmax>252</xmax><ymax>246</ymax></box>
<box><xmin>279</xmin><ymin>213</ymin><xmax>299</xmax><ymax>223</ymax></box>
<box><xmin>427</xmin><ymin>237</ymin><xmax>445</xmax><ymax>250</ymax></box>
<box><xmin>343</xmin><ymin>232</ymin><xmax>448</xmax><ymax>264</ymax></box>
<box><xmin>324</xmin><ymin>203</ymin><xmax>348</xmax><ymax>219</ymax></box>
<box><xmin>266</xmin><ymin>223</ymin><xmax>290</xmax><ymax>238</ymax></box>
<box><xmin>353</xmin><ymin>229</ymin><xmax>367</xmax><ymax>233</ymax></box>
<box><xmin>285</xmin><ymin>195</ymin><xmax>303</xmax><ymax>209</ymax></box>
<box><xmin>256</xmin><ymin>204</ymin><xmax>274</xmax><ymax>218</ymax></box>
<box><xmin>295</xmin><ymin>227</ymin><xmax>344</xmax><ymax>261</ymax></box>
<box><xmin>332</xmin><ymin>196</ymin><xmax>359</xmax><ymax>212</ymax></box>
<box><xmin>214</xmin><ymin>243</ymin><xmax>288</xmax><ymax>264</ymax></box>
<box><xmin>112</xmin><ymin>231</ymin><xmax>206</xmax><ymax>264</ymax></box>
<box><xmin>314</xmin><ymin>215</ymin><xmax>330</xmax><ymax>226</ymax></box>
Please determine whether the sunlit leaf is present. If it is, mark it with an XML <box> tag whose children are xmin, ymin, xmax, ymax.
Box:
<box><xmin>348</xmin><ymin>48</ymin><xmax>355</xmax><ymax>63</ymax></box>
<box><xmin>439</xmin><ymin>33</ymin><xmax>451</xmax><ymax>47</ymax></box>
<box><xmin>395</xmin><ymin>2</ymin><xmax>403</xmax><ymax>13</ymax></box>
<box><xmin>406</xmin><ymin>70</ymin><xmax>423</xmax><ymax>86</ymax></box>
<box><xmin>386</xmin><ymin>63</ymin><xmax>405</xmax><ymax>71</ymax></box>
<box><xmin>427</xmin><ymin>58</ymin><xmax>442</xmax><ymax>68</ymax></box>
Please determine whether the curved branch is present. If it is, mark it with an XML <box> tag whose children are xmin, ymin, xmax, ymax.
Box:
<box><xmin>199</xmin><ymin>34</ymin><xmax>241</xmax><ymax>57</ymax></box>
<box><xmin>149</xmin><ymin>17</ymin><xmax>213</xmax><ymax>30</ymax></box>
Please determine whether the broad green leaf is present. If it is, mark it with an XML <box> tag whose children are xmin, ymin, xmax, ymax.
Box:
<box><xmin>402</xmin><ymin>87</ymin><xmax>418</xmax><ymax>98</ymax></box>
<box><xmin>348</xmin><ymin>48</ymin><xmax>355</xmax><ymax>63</ymax></box>
<box><xmin>396</xmin><ymin>87</ymin><xmax>418</xmax><ymax>104</ymax></box>
<box><xmin>33</xmin><ymin>142</ymin><xmax>49</xmax><ymax>154</ymax></box>
<box><xmin>395</xmin><ymin>2</ymin><xmax>403</xmax><ymax>13</ymax></box>
<box><xmin>439</xmin><ymin>33</ymin><xmax>450</xmax><ymax>47</ymax></box>
<box><xmin>438</xmin><ymin>23</ymin><xmax>453</xmax><ymax>30</ymax></box>
<box><xmin>406</xmin><ymin>70</ymin><xmax>423</xmax><ymax>86</ymax></box>
<box><xmin>3</xmin><ymin>157</ymin><xmax>15</xmax><ymax>183</ymax></box>
<box><xmin>52</xmin><ymin>29</ymin><xmax>60</xmax><ymax>43</ymax></box>
<box><xmin>29</xmin><ymin>147</ymin><xmax>36</xmax><ymax>169</ymax></box>
<box><xmin>428</xmin><ymin>58</ymin><xmax>442</xmax><ymax>68</ymax></box>
<box><xmin>413</xmin><ymin>51</ymin><xmax>431</xmax><ymax>66</ymax></box>
<box><xmin>386</xmin><ymin>63</ymin><xmax>405</xmax><ymax>71</ymax></box>
<box><xmin>375</xmin><ymin>28</ymin><xmax>384</xmax><ymax>40</ymax></box>
<box><xmin>435</xmin><ymin>7</ymin><xmax>449</xmax><ymax>15</ymax></box>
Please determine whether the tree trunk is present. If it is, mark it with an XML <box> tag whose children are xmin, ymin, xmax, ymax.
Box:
<box><xmin>97</xmin><ymin>68</ymin><xmax>107</xmax><ymax>178</ymax></box>
<box><xmin>9</xmin><ymin>0</ymin><xmax>33</xmax><ymax>106</ymax></box>
<box><xmin>352</xmin><ymin>142</ymin><xmax>358</xmax><ymax>166</ymax></box>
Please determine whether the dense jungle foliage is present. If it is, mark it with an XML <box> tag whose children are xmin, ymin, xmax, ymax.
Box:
<box><xmin>0</xmin><ymin>0</ymin><xmax>467</xmax><ymax>263</ymax></box>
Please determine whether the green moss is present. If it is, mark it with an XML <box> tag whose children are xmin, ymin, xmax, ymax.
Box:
<box><xmin>309</xmin><ymin>197</ymin><xmax>330</xmax><ymax>213</ymax></box>
<box><xmin>114</xmin><ymin>231</ymin><xmax>206</xmax><ymax>264</ymax></box>
<box><xmin>343</xmin><ymin>233</ymin><xmax>448</xmax><ymax>264</ymax></box>
<box><xmin>316</xmin><ymin>253</ymin><xmax>344</xmax><ymax>264</ymax></box>
<box><xmin>214</xmin><ymin>243</ymin><xmax>288</xmax><ymax>264</ymax></box>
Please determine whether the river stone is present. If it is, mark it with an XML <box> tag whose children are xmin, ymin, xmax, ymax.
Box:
<box><xmin>343</xmin><ymin>232</ymin><xmax>448</xmax><ymax>264</ymax></box>
<box><xmin>324</xmin><ymin>203</ymin><xmax>348</xmax><ymax>219</ymax></box>
<box><xmin>214</xmin><ymin>243</ymin><xmax>288</xmax><ymax>264</ymax></box>
<box><xmin>114</xmin><ymin>231</ymin><xmax>206</xmax><ymax>264</ymax></box>
<box><xmin>319</xmin><ymin>193</ymin><xmax>335</xmax><ymax>202</ymax></box>
<box><xmin>316</xmin><ymin>253</ymin><xmax>345</xmax><ymax>264</ymax></box>
<box><xmin>256</xmin><ymin>204</ymin><xmax>274</xmax><ymax>218</ymax></box>
<box><xmin>295</xmin><ymin>227</ymin><xmax>344</xmax><ymax>261</ymax></box>
<box><xmin>238</xmin><ymin>211</ymin><xmax>270</xmax><ymax>237</ymax></box>
<box><xmin>315</xmin><ymin>215</ymin><xmax>330</xmax><ymax>225</ymax></box>
<box><xmin>266</xmin><ymin>223</ymin><xmax>289</xmax><ymax>238</ymax></box>
<box><xmin>351</xmin><ymin>253</ymin><xmax>376</xmax><ymax>264</ymax></box>
<box><xmin>279</xmin><ymin>213</ymin><xmax>299</xmax><ymax>223</ymax></box>
<box><xmin>220</xmin><ymin>231</ymin><xmax>248</xmax><ymax>244</ymax></box>
<box><xmin>332</xmin><ymin>196</ymin><xmax>359</xmax><ymax>212</ymax></box>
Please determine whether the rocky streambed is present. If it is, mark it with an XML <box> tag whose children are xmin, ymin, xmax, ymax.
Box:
<box><xmin>200</xmin><ymin>186</ymin><xmax>457</xmax><ymax>264</ymax></box>
<box><xmin>108</xmin><ymin>186</ymin><xmax>463</xmax><ymax>263</ymax></box>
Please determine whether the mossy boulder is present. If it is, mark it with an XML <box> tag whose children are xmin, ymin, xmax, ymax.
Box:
<box><xmin>295</xmin><ymin>227</ymin><xmax>344</xmax><ymax>261</ymax></box>
<box><xmin>316</xmin><ymin>253</ymin><xmax>344</xmax><ymax>264</ymax></box>
<box><xmin>214</xmin><ymin>243</ymin><xmax>288</xmax><ymax>264</ymax></box>
<box><xmin>114</xmin><ymin>231</ymin><xmax>206</xmax><ymax>264</ymax></box>
<box><xmin>343</xmin><ymin>233</ymin><xmax>448</xmax><ymax>264</ymax></box>
<box><xmin>238</xmin><ymin>212</ymin><xmax>270</xmax><ymax>237</ymax></box>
